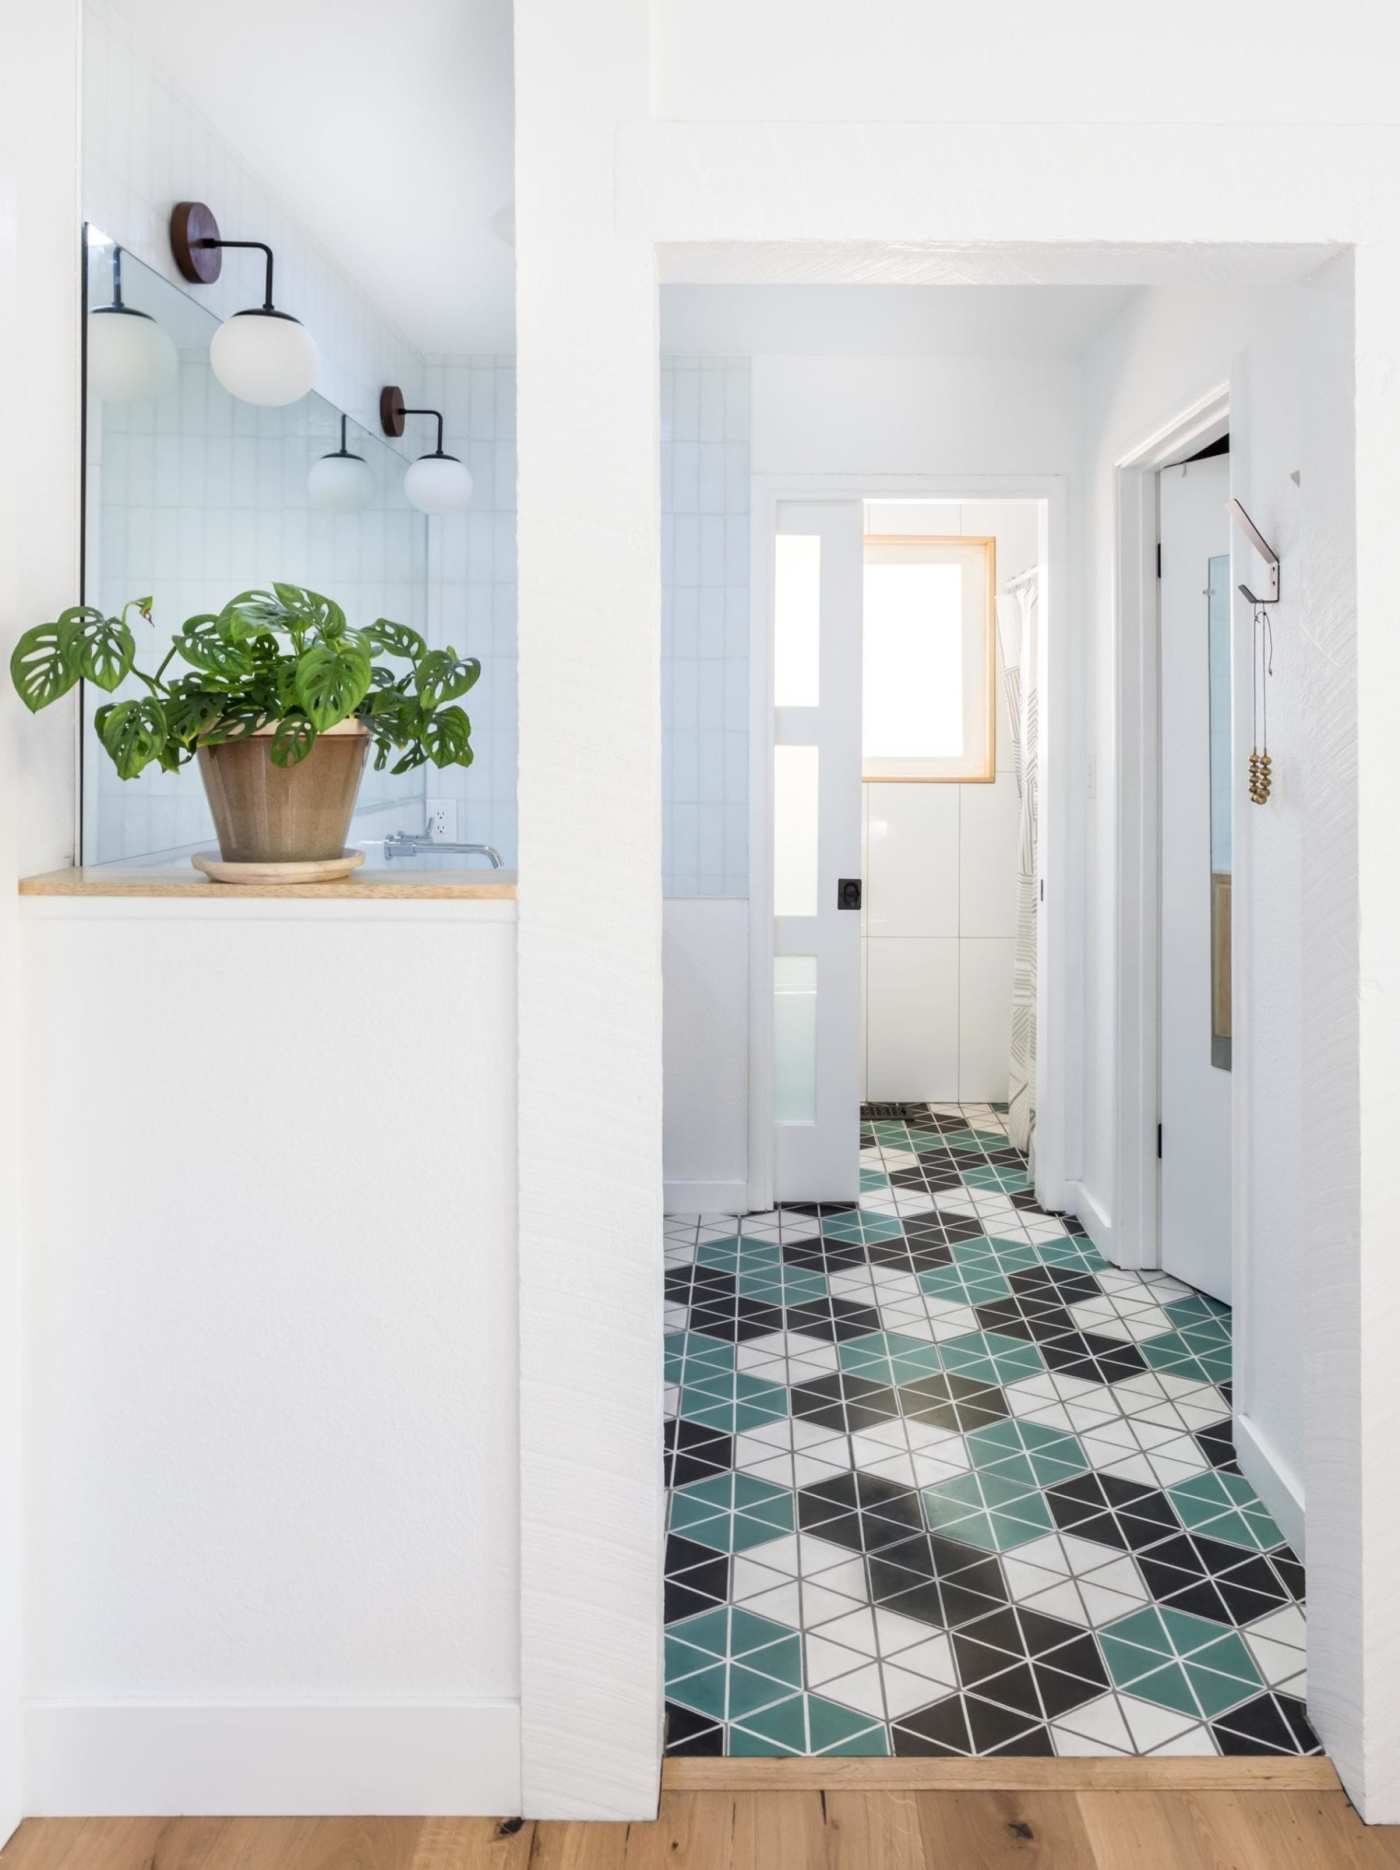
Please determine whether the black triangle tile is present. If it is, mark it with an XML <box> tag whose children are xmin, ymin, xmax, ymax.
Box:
<box><xmin>1211</xmin><ymin>1692</ymin><xmax>1303</xmax><ymax>1755</ymax></box>
<box><xmin>892</xmin><ymin>1694</ymin><xmax>973</xmax><ymax>1756</ymax></box>
<box><xmin>964</xmin><ymin>1683</ymin><xmax>1043</xmax><ymax>1747</ymax></box>
<box><xmin>664</xmin><ymin>1703</ymin><xmax>724</xmax><ymax>1755</ymax></box>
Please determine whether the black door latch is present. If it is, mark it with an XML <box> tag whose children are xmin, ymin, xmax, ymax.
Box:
<box><xmin>837</xmin><ymin>878</ymin><xmax>862</xmax><ymax>910</ymax></box>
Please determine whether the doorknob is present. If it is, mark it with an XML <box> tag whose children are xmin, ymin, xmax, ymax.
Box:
<box><xmin>837</xmin><ymin>878</ymin><xmax>862</xmax><ymax>911</ymax></box>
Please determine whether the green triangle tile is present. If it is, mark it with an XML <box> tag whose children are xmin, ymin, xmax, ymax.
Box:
<box><xmin>816</xmin><ymin>1724</ymin><xmax>891</xmax><ymax>1757</ymax></box>
<box><xmin>745</xmin><ymin>1634</ymin><xmax>803</xmax><ymax>1688</ymax></box>
<box><xmin>1185</xmin><ymin>1663</ymin><xmax>1259</xmax><ymax>1719</ymax></box>
<box><xmin>1104</xmin><ymin>1608</ymin><xmax>1171</xmax><ymax>1653</ymax></box>
<box><xmin>1129</xmin><ymin>1662</ymin><xmax>1202</xmax><ymax>1717</ymax></box>
<box><xmin>807</xmin><ymin>1693</ymin><xmax>887</xmax><ymax>1752</ymax></box>
<box><xmin>669</xmin><ymin>1496</ymin><xmax>728</xmax><ymax>1535</ymax></box>
<box><xmin>730</xmin><ymin>1692</ymin><xmax>808</xmax><ymax>1749</ymax></box>
<box><xmin>926</xmin><ymin>1472</ymin><xmax>986</xmax><ymax>1508</ymax></box>
<box><xmin>728</xmin><ymin>1662</ymin><xmax>799</xmax><ymax>1721</ymax></box>
<box><xmin>1101</xmin><ymin>1636</ymin><xmax>1169</xmax><ymax>1689</ymax></box>
<box><xmin>667</xmin><ymin>1662</ymin><xmax>728</xmax><ymax>1720</ymax></box>
<box><xmin>679</xmin><ymin>1473</ymin><xmax>739</xmax><ymax>1507</ymax></box>
<box><xmin>1160</xmin><ymin>1606</ymin><xmax>1228</xmax><ymax>1658</ymax></box>
<box><xmin>668</xmin><ymin>1608</ymin><xmax>731</xmax><ymax>1658</ymax></box>
<box><xmin>665</xmin><ymin>1636</ymin><xmax>719</xmax><ymax>1685</ymax></box>
<box><xmin>1193</xmin><ymin>1632</ymin><xmax>1261</xmax><ymax>1686</ymax></box>
<box><xmin>731</xmin><ymin>1512</ymin><xmax>792</xmax><ymax>1551</ymax></box>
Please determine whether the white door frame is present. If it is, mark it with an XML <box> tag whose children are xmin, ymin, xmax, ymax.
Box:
<box><xmin>748</xmin><ymin>472</ymin><xmax>1072</xmax><ymax>1214</ymax></box>
<box><xmin>1111</xmin><ymin>385</ymin><xmax>1230</xmax><ymax>1274</ymax></box>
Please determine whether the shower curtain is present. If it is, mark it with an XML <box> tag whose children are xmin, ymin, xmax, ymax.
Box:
<box><xmin>997</xmin><ymin>576</ymin><xmax>1039</xmax><ymax>1156</ymax></box>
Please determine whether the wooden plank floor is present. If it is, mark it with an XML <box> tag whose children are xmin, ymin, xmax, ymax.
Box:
<box><xmin>4</xmin><ymin>1790</ymin><xmax>1399</xmax><ymax>1870</ymax></box>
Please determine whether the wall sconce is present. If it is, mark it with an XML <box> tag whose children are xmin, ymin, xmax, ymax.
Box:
<box><xmin>380</xmin><ymin>385</ymin><xmax>473</xmax><ymax>514</ymax></box>
<box><xmin>171</xmin><ymin>201</ymin><xmax>318</xmax><ymax>407</ymax></box>
<box><xmin>308</xmin><ymin>413</ymin><xmax>373</xmax><ymax>511</ymax></box>
<box><xmin>87</xmin><ymin>244</ymin><xmax>177</xmax><ymax>403</ymax></box>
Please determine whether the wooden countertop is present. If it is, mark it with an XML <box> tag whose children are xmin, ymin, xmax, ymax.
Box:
<box><xmin>19</xmin><ymin>864</ymin><xmax>518</xmax><ymax>901</ymax></box>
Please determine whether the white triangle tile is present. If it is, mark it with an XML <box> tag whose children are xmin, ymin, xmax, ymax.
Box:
<box><xmin>799</xmin><ymin>1535</ymin><xmax>859</xmax><ymax>1578</ymax></box>
<box><xmin>1078</xmin><ymin>1582</ymin><xmax>1150</xmax><ymax>1627</ymax></box>
<box><xmin>1055</xmin><ymin>1694</ymin><xmax>1135</xmax><ymax>1752</ymax></box>
<box><xmin>801</xmin><ymin>1551</ymin><xmax>870</xmax><ymax>1596</ymax></box>
<box><xmin>814</xmin><ymin>1661</ymin><xmax>887</xmax><ymax>1720</ymax></box>
<box><xmin>906</xmin><ymin>1422</ymin><xmax>967</xmax><ymax>1458</ymax></box>
<box><xmin>1119</xmin><ymin>1696</ymin><xmax>1200</xmax><ymax>1752</ymax></box>
<box><xmin>1096</xmin><ymin>1453</ymin><xmax>1165</xmax><ymax>1490</ymax></box>
<box><xmin>788</xmin><ymin>1355</ymin><xmax>842</xmax><ymax>1385</ymax></box>
<box><xmin>1053</xmin><ymin>1724</ymin><xmax>1129</xmax><ymax>1757</ymax></box>
<box><xmin>741</xmin><ymin>1581</ymin><xmax>803</xmax><ymax>1627</ymax></box>
<box><xmin>740</xmin><ymin>1453</ymin><xmax>797</xmax><ymax>1488</ymax></box>
<box><xmin>1146</xmin><ymin>1452</ymin><xmax>1210</xmax><ymax>1489</ymax></box>
<box><xmin>1279</xmin><ymin>1668</ymin><xmax>1307</xmax><ymax>1698</ymax></box>
<box><xmin>813</xmin><ymin>1607</ymin><xmax>880</xmax><ymax>1656</ymax></box>
<box><xmin>743</xmin><ymin>1536</ymin><xmax>799</xmax><ymax>1578</ymax></box>
<box><xmin>1245</xmin><ymin>1605</ymin><xmax>1306</xmax><ymax>1650</ymax></box>
<box><xmin>1003</xmin><ymin>1555</ymin><xmax>1069</xmax><ymax>1601</ymax></box>
<box><xmin>1010</xmin><ymin>1535</ymin><xmax>1073</xmax><ymax>1577</ymax></box>
<box><xmin>928</xmin><ymin>1310</ymin><xmax>981</xmax><ymax>1339</ymax></box>
<box><xmin>876</xmin><ymin>1610</ymin><xmax>943</xmax><ymax>1659</ymax></box>
<box><xmin>913</xmin><ymin>1452</ymin><xmax>972</xmax><ymax>1487</ymax></box>
<box><xmin>801</xmin><ymin>1581</ymin><xmax>870</xmax><ymax>1627</ymax></box>
<box><xmin>804</xmin><ymin>1633</ymin><xmax>876</xmax><ymax>1688</ymax></box>
<box><xmin>1149</xmin><ymin>1727</ymin><xmax>1218</xmax><ymax>1757</ymax></box>
<box><xmin>1021</xmin><ymin>1581</ymin><xmax>1091</xmax><ymax>1625</ymax></box>
<box><xmin>1061</xmin><ymin>1535</ymin><xmax>1119</xmax><ymax>1577</ymax></box>
<box><xmin>1246</xmin><ymin>1634</ymin><xmax>1309</xmax><ymax>1686</ymax></box>
<box><xmin>731</xmin><ymin>1556</ymin><xmax>797</xmax><ymax>1600</ymax></box>
<box><xmin>1080</xmin><ymin>1554</ymin><xmax>1149</xmax><ymax>1598</ymax></box>
<box><xmin>792</xmin><ymin>1418</ymin><xmax>847</xmax><ymax>1451</ymax></box>
<box><xmin>853</xmin><ymin>1452</ymin><xmax>918</xmax><ymax>1488</ymax></box>
<box><xmin>881</xmin><ymin>1663</ymin><xmax>949</xmax><ymax>1719</ymax></box>
<box><xmin>742</xmin><ymin>1420</ymin><xmax>797</xmax><ymax>1453</ymax></box>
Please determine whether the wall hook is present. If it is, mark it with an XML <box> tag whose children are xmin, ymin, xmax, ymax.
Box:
<box><xmin>1230</xmin><ymin>498</ymin><xmax>1280</xmax><ymax>606</ymax></box>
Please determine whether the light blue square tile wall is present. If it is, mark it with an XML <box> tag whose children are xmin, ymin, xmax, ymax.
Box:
<box><xmin>661</xmin><ymin>357</ymin><xmax>750</xmax><ymax>899</ymax></box>
<box><xmin>429</xmin><ymin>354</ymin><xmax>750</xmax><ymax>897</ymax></box>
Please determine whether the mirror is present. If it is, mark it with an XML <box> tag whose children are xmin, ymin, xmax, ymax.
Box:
<box><xmin>81</xmin><ymin>227</ymin><xmax>430</xmax><ymax>865</ymax></box>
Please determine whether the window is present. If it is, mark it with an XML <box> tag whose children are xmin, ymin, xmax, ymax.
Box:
<box><xmin>862</xmin><ymin>536</ymin><xmax>997</xmax><ymax>781</ymax></box>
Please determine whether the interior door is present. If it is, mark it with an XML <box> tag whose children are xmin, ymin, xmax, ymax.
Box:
<box><xmin>771</xmin><ymin>500</ymin><xmax>863</xmax><ymax>1202</ymax></box>
<box><xmin>1158</xmin><ymin>454</ymin><xmax>1232</xmax><ymax>1302</ymax></box>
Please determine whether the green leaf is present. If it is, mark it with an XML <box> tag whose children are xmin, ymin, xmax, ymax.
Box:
<box><xmin>218</xmin><ymin>589</ymin><xmax>289</xmax><ymax>640</ymax></box>
<box><xmin>274</xmin><ymin>583</ymin><xmax>346</xmax><ymax>640</ymax></box>
<box><xmin>366</xmin><ymin>617</ymin><xmax>427</xmax><ymax>661</ymax></box>
<box><xmin>198</xmin><ymin>702</ymin><xmax>268</xmax><ymax>744</ymax></box>
<box><xmin>10</xmin><ymin>617</ymin><xmax>80</xmax><ymax>712</ymax></box>
<box><xmin>70</xmin><ymin>610</ymin><xmax>136</xmax><ymax>691</ymax></box>
<box><xmin>422</xmin><ymin>705</ymin><xmax>473</xmax><ymax>769</ymax></box>
<box><xmin>390</xmin><ymin>741</ymin><xmax>429</xmax><ymax>775</ymax></box>
<box><xmin>165</xmin><ymin>690</ymin><xmax>227</xmax><ymax>746</ymax></box>
<box><xmin>269</xmin><ymin>715</ymin><xmax>318</xmax><ymax>768</ymax></box>
<box><xmin>293</xmin><ymin>637</ymin><xmax>373</xmax><ymax>731</ymax></box>
<box><xmin>176</xmin><ymin>614</ymin><xmax>255</xmax><ymax>681</ymax></box>
<box><xmin>99</xmin><ymin>698</ymin><xmax>168</xmax><ymax>780</ymax></box>
<box><xmin>415</xmin><ymin>648</ymin><xmax>481</xmax><ymax>710</ymax></box>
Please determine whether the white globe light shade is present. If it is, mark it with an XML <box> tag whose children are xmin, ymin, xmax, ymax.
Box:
<box><xmin>403</xmin><ymin>453</ymin><xmax>473</xmax><ymax>515</ymax></box>
<box><xmin>307</xmin><ymin>451</ymin><xmax>373</xmax><ymax>511</ymax></box>
<box><xmin>210</xmin><ymin>310</ymin><xmax>318</xmax><ymax>407</ymax></box>
<box><xmin>87</xmin><ymin>307</ymin><xmax>177</xmax><ymax>403</ymax></box>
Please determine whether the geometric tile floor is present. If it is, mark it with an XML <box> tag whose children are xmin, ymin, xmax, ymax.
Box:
<box><xmin>663</xmin><ymin>1102</ymin><xmax>1315</xmax><ymax>1759</ymax></box>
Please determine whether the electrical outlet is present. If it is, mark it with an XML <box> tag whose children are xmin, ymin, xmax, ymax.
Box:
<box><xmin>426</xmin><ymin>798</ymin><xmax>456</xmax><ymax>841</ymax></box>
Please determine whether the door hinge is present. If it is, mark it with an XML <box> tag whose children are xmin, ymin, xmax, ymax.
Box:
<box><xmin>1156</xmin><ymin>1122</ymin><xmax>1163</xmax><ymax>1159</ymax></box>
<box><xmin>1156</xmin><ymin>542</ymin><xmax>1162</xmax><ymax>578</ymax></box>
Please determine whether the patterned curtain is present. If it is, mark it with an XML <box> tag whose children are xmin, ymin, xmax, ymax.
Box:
<box><xmin>997</xmin><ymin>578</ymin><xmax>1040</xmax><ymax>1156</ymax></box>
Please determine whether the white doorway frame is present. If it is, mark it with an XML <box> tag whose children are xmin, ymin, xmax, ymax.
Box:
<box><xmin>1111</xmin><ymin>384</ymin><xmax>1230</xmax><ymax>1273</ymax></box>
<box><xmin>747</xmin><ymin>472</ymin><xmax>1073</xmax><ymax>1216</ymax></box>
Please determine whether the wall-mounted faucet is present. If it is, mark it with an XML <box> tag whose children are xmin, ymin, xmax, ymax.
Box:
<box><xmin>383</xmin><ymin>827</ymin><xmax>504</xmax><ymax>867</ymax></box>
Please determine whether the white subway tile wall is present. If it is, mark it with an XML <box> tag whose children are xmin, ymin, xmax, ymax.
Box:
<box><xmin>87</xmin><ymin>355</ymin><xmax>430</xmax><ymax>862</ymax></box>
<box><xmin>417</xmin><ymin>358</ymin><xmax>519</xmax><ymax>867</ymax></box>
<box><xmin>660</xmin><ymin>357</ymin><xmax>751</xmax><ymax>898</ymax></box>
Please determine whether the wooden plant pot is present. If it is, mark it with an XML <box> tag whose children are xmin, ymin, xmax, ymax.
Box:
<box><xmin>197</xmin><ymin>719</ymin><xmax>369</xmax><ymax>863</ymax></box>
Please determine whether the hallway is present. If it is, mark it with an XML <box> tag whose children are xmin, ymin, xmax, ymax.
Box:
<box><xmin>664</xmin><ymin>1106</ymin><xmax>1312</xmax><ymax>1759</ymax></box>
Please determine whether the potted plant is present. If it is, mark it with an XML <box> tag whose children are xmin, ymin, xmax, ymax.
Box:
<box><xmin>9</xmin><ymin>583</ymin><xmax>480</xmax><ymax>864</ymax></box>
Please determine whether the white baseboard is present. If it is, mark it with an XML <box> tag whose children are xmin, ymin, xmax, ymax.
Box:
<box><xmin>664</xmin><ymin>1178</ymin><xmax>747</xmax><ymax>1215</ymax></box>
<box><xmin>1234</xmin><ymin>1412</ymin><xmax>1306</xmax><ymax>1560</ymax></box>
<box><xmin>1064</xmin><ymin>1179</ymin><xmax>1116</xmax><ymax>1262</ymax></box>
<box><xmin>24</xmin><ymin>1699</ymin><xmax>520</xmax><ymax>1816</ymax></box>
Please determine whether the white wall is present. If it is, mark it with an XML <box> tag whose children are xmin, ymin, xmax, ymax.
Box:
<box><xmin>20</xmin><ymin>896</ymin><xmax>520</xmax><ymax>1815</ymax></box>
<box><xmin>861</xmin><ymin>499</ymin><xmax>1036</xmax><ymax>1103</ymax></box>
<box><xmin>1075</xmin><ymin>278</ymin><xmax>1355</xmax><ymax>1558</ymax></box>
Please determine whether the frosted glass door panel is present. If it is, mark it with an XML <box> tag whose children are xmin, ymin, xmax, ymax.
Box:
<box><xmin>774</xmin><ymin>956</ymin><xmax>818</xmax><ymax>1122</ymax></box>
<box><xmin>770</xmin><ymin>499</ymin><xmax>863</xmax><ymax>1202</ymax></box>
<box><xmin>773</xmin><ymin>744</ymin><xmax>819</xmax><ymax>916</ymax></box>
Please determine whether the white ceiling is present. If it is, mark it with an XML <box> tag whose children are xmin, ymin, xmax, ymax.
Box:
<box><xmin>111</xmin><ymin>0</ymin><xmax>516</xmax><ymax>356</ymax></box>
<box><xmin>660</xmin><ymin>284</ymin><xmax>1140</xmax><ymax>359</ymax></box>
